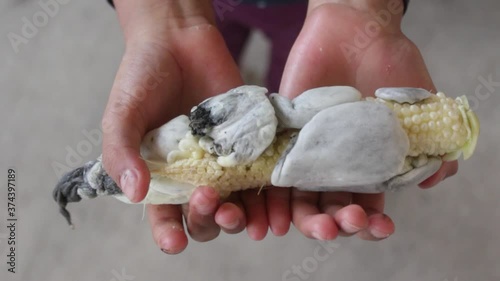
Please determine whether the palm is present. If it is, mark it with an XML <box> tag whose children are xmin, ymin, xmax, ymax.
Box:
<box><xmin>133</xmin><ymin>32</ymin><xmax>245</xmax><ymax>130</ymax></box>
<box><xmin>281</xmin><ymin>3</ymin><xmax>435</xmax><ymax>96</ymax></box>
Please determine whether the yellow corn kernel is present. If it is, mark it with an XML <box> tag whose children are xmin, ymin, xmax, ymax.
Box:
<box><xmin>377</xmin><ymin>93</ymin><xmax>477</xmax><ymax>159</ymax></box>
<box><xmin>157</xmin><ymin>131</ymin><xmax>294</xmax><ymax>195</ymax></box>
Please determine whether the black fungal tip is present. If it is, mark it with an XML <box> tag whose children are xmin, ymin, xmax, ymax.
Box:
<box><xmin>189</xmin><ymin>96</ymin><xmax>234</xmax><ymax>137</ymax></box>
<box><xmin>52</xmin><ymin>160</ymin><xmax>123</xmax><ymax>227</ymax></box>
<box><xmin>52</xmin><ymin>166</ymin><xmax>88</xmax><ymax>226</ymax></box>
<box><xmin>189</xmin><ymin>105</ymin><xmax>216</xmax><ymax>136</ymax></box>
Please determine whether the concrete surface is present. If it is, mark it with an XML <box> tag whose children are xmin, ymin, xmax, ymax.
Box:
<box><xmin>1</xmin><ymin>0</ymin><xmax>499</xmax><ymax>280</ymax></box>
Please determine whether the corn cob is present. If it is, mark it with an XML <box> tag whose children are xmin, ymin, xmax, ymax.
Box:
<box><xmin>370</xmin><ymin>92</ymin><xmax>479</xmax><ymax>160</ymax></box>
<box><xmin>151</xmin><ymin>93</ymin><xmax>478</xmax><ymax>192</ymax></box>
<box><xmin>53</xmin><ymin>88</ymin><xmax>479</xmax><ymax>226</ymax></box>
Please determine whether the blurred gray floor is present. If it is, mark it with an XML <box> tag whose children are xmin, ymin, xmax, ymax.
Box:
<box><xmin>1</xmin><ymin>0</ymin><xmax>499</xmax><ymax>280</ymax></box>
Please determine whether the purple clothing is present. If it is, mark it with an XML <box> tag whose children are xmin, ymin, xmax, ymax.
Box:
<box><xmin>215</xmin><ymin>3</ymin><xmax>307</xmax><ymax>92</ymax></box>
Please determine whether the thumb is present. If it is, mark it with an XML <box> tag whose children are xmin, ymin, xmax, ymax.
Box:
<box><xmin>101</xmin><ymin>92</ymin><xmax>151</xmax><ymax>203</ymax></box>
<box><xmin>101</xmin><ymin>58</ymin><xmax>155</xmax><ymax>203</ymax></box>
<box><xmin>101</xmin><ymin>42</ymin><xmax>184</xmax><ymax>203</ymax></box>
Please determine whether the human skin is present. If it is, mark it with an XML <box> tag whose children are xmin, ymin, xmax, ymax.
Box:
<box><xmin>101</xmin><ymin>0</ymin><xmax>458</xmax><ymax>253</ymax></box>
<box><xmin>278</xmin><ymin>0</ymin><xmax>458</xmax><ymax>241</ymax></box>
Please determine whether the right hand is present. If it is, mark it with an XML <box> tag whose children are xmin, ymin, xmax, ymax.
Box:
<box><xmin>101</xmin><ymin>0</ymin><xmax>248</xmax><ymax>254</ymax></box>
<box><xmin>279</xmin><ymin>0</ymin><xmax>458</xmax><ymax>241</ymax></box>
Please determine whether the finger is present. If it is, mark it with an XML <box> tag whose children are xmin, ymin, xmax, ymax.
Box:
<box><xmin>215</xmin><ymin>193</ymin><xmax>247</xmax><ymax>234</ymax></box>
<box><xmin>182</xmin><ymin>186</ymin><xmax>221</xmax><ymax>242</ymax></box>
<box><xmin>266</xmin><ymin>187</ymin><xmax>291</xmax><ymax>236</ymax></box>
<box><xmin>419</xmin><ymin>161</ymin><xmax>459</xmax><ymax>189</ymax></box>
<box><xmin>318</xmin><ymin>192</ymin><xmax>366</xmax><ymax>236</ymax></box>
<box><xmin>318</xmin><ymin>191</ymin><xmax>352</xmax><ymax>214</ymax></box>
<box><xmin>318</xmin><ymin>191</ymin><xmax>368</xmax><ymax>236</ymax></box>
<box><xmin>147</xmin><ymin>204</ymin><xmax>187</xmax><ymax>254</ymax></box>
<box><xmin>101</xmin><ymin>46</ymin><xmax>183</xmax><ymax>203</ymax></box>
<box><xmin>241</xmin><ymin>189</ymin><xmax>269</xmax><ymax>241</ymax></box>
<box><xmin>357</xmin><ymin>211</ymin><xmax>395</xmax><ymax>241</ymax></box>
<box><xmin>352</xmin><ymin>193</ymin><xmax>385</xmax><ymax>213</ymax></box>
<box><xmin>291</xmin><ymin>189</ymin><xmax>338</xmax><ymax>240</ymax></box>
<box><xmin>332</xmin><ymin>205</ymin><xmax>368</xmax><ymax>236</ymax></box>
<box><xmin>102</xmin><ymin>91</ymin><xmax>150</xmax><ymax>203</ymax></box>
<box><xmin>352</xmin><ymin>193</ymin><xmax>395</xmax><ymax>240</ymax></box>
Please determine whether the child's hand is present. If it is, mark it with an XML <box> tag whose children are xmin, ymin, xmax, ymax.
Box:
<box><xmin>277</xmin><ymin>0</ymin><xmax>458</xmax><ymax>241</ymax></box>
<box><xmin>101</xmin><ymin>0</ymin><xmax>248</xmax><ymax>253</ymax></box>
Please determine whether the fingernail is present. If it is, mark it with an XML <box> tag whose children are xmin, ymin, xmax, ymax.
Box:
<box><xmin>161</xmin><ymin>248</ymin><xmax>172</xmax><ymax>255</ymax></box>
<box><xmin>194</xmin><ymin>194</ymin><xmax>212</xmax><ymax>216</ymax></box>
<box><xmin>381</xmin><ymin>214</ymin><xmax>392</xmax><ymax>222</ymax></box>
<box><xmin>340</xmin><ymin>221</ymin><xmax>363</xmax><ymax>233</ymax></box>
<box><xmin>370</xmin><ymin>229</ymin><xmax>391</xmax><ymax>239</ymax></box>
<box><xmin>311</xmin><ymin>231</ymin><xmax>324</xmax><ymax>240</ymax></box>
<box><xmin>225</xmin><ymin>219</ymin><xmax>240</xmax><ymax>230</ymax></box>
<box><xmin>120</xmin><ymin>169</ymin><xmax>138</xmax><ymax>201</ymax></box>
<box><xmin>193</xmin><ymin>188</ymin><xmax>214</xmax><ymax>216</ymax></box>
<box><xmin>201</xmin><ymin>186</ymin><xmax>218</xmax><ymax>199</ymax></box>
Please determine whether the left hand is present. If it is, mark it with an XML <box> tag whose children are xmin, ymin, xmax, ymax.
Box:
<box><xmin>272</xmin><ymin>0</ymin><xmax>458</xmax><ymax>240</ymax></box>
